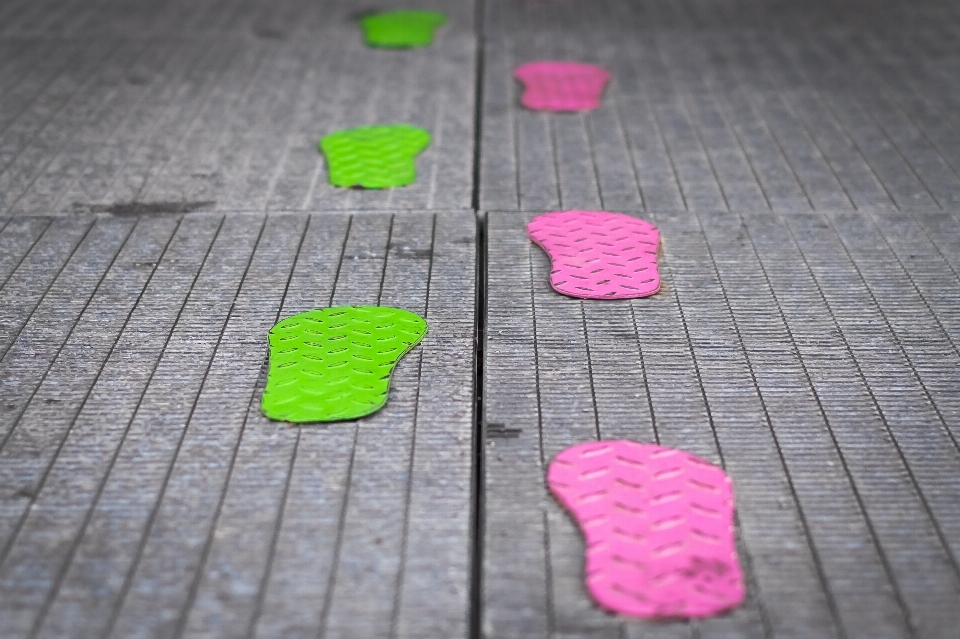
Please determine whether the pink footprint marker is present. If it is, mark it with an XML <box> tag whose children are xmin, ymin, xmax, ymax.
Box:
<box><xmin>547</xmin><ymin>440</ymin><xmax>745</xmax><ymax>619</ymax></box>
<box><xmin>527</xmin><ymin>210</ymin><xmax>661</xmax><ymax>299</ymax></box>
<box><xmin>514</xmin><ymin>61</ymin><xmax>610</xmax><ymax>111</ymax></box>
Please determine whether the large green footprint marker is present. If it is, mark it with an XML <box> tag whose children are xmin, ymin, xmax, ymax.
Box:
<box><xmin>360</xmin><ymin>10</ymin><xmax>446</xmax><ymax>48</ymax></box>
<box><xmin>319</xmin><ymin>124</ymin><xmax>430</xmax><ymax>189</ymax></box>
<box><xmin>262</xmin><ymin>306</ymin><xmax>428</xmax><ymax>423</ymax></box>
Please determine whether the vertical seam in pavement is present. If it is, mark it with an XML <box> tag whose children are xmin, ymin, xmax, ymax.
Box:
<box><xmin>581</xmin><ymin>111</ymin><xmax>606</xmax><ymax>210</ymax></box>
<box><xmin>627</xmin><ymin>299</ymin><xmax>659</xmax><ymax>445</ymax></box>
<box><xmin>511</xmin><ymin>41</ymin><xmax>522</xmax><ymax>211</ymax></box>
<box><xmin>525</xmin><ymin>235</ymin><xmax>552</xmax><ymax>635</ymax></box>
<box><xmin>542</xmin><ymin>509</ymin><xmax>555</xmax><ymax>639</ymax></box>
<box><xmin>471</xmin><ymin>212</ymin><xmax>486</xmax><ymax>639</ymax></box>
<box><xmin>389</xmin><ymin>213</ymin><xmax>437</xmax><ymax>638</ymax></box>
<box><xmin>526</xmin><ymin>238</ymin><xmax>547</xmax><ymax>471</ymax></box>
<box><xmin>316</xmin><ymin>214</ymin><xmax>364</xmax><ymax>639</ymax></box>
<box><xmin>578</xmin><ymin>301</ymin><xmax>602</xmax><ymax>441</ymax></box>
<box><xmin>609</xmin><ymin>84</ymin><xmax>647</xmax><ymax>211</ymax></box>
<box><xmin>548</xmin><ymin>115</ymin><xmax>563</xmax><ymax>209</ymax></box>
<box><xmin>471</xmin><ymin>0</ymin><xmax>486</xmax><ymax>634</ymax></box>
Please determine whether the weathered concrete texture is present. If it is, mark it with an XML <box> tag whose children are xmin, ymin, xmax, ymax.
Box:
<box><xmin>481</xmin><ymin>2</ymin><xmax>960</xmax><ymax>632</ymax></box>
<box><xmin>0</xmin><ymin>4</ymin><xmax>475</xmax><ymax>215</ymax></box>
<box><xmin>0</xmin><ymin>0</ymin><xmax>476</xmax><ymax>39</ymax></box>
<box><xmin>484</xmin><ymin>208</ymin><xmax>960</xmax><ymax>639</ymax></box>
<box><xmin>481</xmin><ymin>0</ymin><xmax>960</xmax><ymax>213</ymax></box>
<box><xmin>0</xmin><ymin>211</ymin><xmax>477</xmax><ymax>639</ymax></box>
<box><xmin>3</xmin><ymin>0</ymin><xmax>960</xmax><ymax>636</ymax></box>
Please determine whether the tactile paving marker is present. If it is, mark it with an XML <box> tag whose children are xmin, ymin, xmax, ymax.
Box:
<box><xmin>261</xmin><ymin>306</ymin><xmax>428</xmax><ymax>423</ymax></box>
<box><xmin>547</xmin><ymin>440</ymin><xmax>745</xmax><ymax>619</ymax></box>
<box><xmin>360</xmin><ymin>10</ymin><xmax>446</xmax><ymax>48</ymax></box>
<box><xmin>527</xmin><ymin>210</ymin><xmax>661</xmax><ymax>299</ymax></box>
<box><xmin>319</xmin><ymin>124</ymin><xmax>431</xmax><ymax>189</ymax></box>
<box><xmin>514</xmin><ymin>61</ymin><xmax>611</xmax><ymax>112</ymax></box>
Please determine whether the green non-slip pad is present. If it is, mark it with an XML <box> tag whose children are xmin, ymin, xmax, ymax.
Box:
<box><xmin>319</xmin><ymin>124</ymin><xmax>431</xmax><ymax>189</ymax></box>
<box><xmin>360</xmin><ymin>10</ymin><xmax>446</xmax><ymax>48</ymax></box>
<box><xmin>262</xmin><ymin>306</ymin><xmax>428</xmax><ymax>423</ymax></box>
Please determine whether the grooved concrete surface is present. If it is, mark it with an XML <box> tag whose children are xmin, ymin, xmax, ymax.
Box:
<box><xmin>2</xmin><ymin>0</ymin><xmax>960</xmax><ymax>637</ymax></box>
<box><xmin>0</xmin><ymin>0</ymin><xmax>475</xmax><ymax>214</ymax></box>
<box><xmin>484</xmin><ymin>207</ymin><xmax>960</xmax><ymax>639</ymax></box>
<box><xmin>481</xmin><ymin>0</ymin><xmax>960</xmax><ymax>213</ymax></box>
<box><xmin>0</xmin><ymin>211</ymin><xmax>476</xmax><ymax>639</ymax></box>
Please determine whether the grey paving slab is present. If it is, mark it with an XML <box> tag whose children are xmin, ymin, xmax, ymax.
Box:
<box><xmin>0</xmin><ymin>20</ymin><xmax>475</xmax><ymax>214</ymax></box>
<box><xmin>483</xmin><ymin>208</ymin><xmax>960</xmax><ymax>639</ymax></box>
<box><xmin>0</xmin><ymin>0</ymin><xmax>476</xmax><ymax>38</ymax></box>
<box><xmin>0</xmin><ymin>210</ymin><xmax>476</xmax><ymax>639</ymax></box>
<box><xmin>480</xmin><ymin>0</ymin><xmax>960</xmax><ymax>214</ymax></box>
<box><xmin>4</xmin><ymin>0</ymin><xmax>960</xmax><ymax>636</ymax></box>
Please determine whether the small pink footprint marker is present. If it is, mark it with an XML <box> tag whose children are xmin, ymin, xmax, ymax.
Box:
<box><xmin>514</xmin><ymin>61</ymin><xmax>610</xmax><ymax>112</ymax></box>
<box><xmin>547</xmin><ymin>440</ymin><xmax>745</xmax><ymax>619</ymax></box>
<box><xmin>527</xmin><ymin>210</ymin><xmax>661</xmax><ymax>299</ymax></box>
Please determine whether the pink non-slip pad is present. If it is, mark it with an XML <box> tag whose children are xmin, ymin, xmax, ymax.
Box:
<box><xmin>527</xmin><ymin>210</ymin><xmax>661</xmax><ymax>299</ymax></box>
<box><xmin>547</xmin><ymin>440</ymin><xmax>745</xmax><ymax>619</ymax></box>
<box><xmin>514</xmin><ymin>61</ymin><xmax>610</xmax><ymax>112</ymax></box>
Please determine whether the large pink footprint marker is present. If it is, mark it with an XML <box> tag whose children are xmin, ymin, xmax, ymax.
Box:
<box><xmin>514</xmin><ymin>61</ymin><xmax>610</xmax><ymax>111</ymax></box>
<box><xmin>547</xmin><ymin>440</ymin><xmax>745</xmax><ymax>619</ymax></box>
<box><xmin>527</xmin><ymin>210</ymin><xmax>660</xmax><ymax>299</ymax></box>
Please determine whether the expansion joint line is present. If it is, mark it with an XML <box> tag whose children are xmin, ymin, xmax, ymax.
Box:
<box><xmin>470</xmin><ymin>0</ymin><xmax>487</xmax><ymax>636</ymax></box>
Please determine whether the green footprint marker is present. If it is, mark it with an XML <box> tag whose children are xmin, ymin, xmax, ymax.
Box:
<box><xmin>262</xmin><ymin>306</ymin><xmax>428</xmax><ymax>423</ymax></box>
<box><xmin>360</xmin><ymin>10</ymin><xmax>446</xmax><ymax>48</ymax></box>
<box><xmin>319</xmin><ymin>124</ymin><xmax>430</xmax><ymax>189</ymax></box>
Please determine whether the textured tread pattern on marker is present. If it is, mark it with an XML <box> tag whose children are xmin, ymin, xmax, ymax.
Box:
<box><xmin>514</xmin><ymin>61</ymin><xmax>611</xmax><ymax>112</ymax></box>
<box><xmin>261</xmin><ymin>306</ymin><xmax>428</xmax><ymax>423</ymax></box>
<box><xmin>360</xmin><ymin>10</ymin><xmax>446</xmax><ymax>48</ymax></box>
<box><xmin>319</xmin><ymin>124</ymin><xmax>431</xmax><ymax>189</ymax></box>
<box><xmin>547</xmin><ymin>440</ymin><xmax>745</xmax><ymax>619</ymax></box>
<box><xmin>527</xmin><ymin>210</ymin><xmax>661</xmax><ymax>299</ymax></box>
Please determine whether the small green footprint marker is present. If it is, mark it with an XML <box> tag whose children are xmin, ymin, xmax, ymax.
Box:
<box><xmin>262</xmin><ymin>306</ymin><xmax>428</xmax><ymax>423</ymax></box>
<box><xmin>319</xmin><ymin>124</ymin><xmax>430</xmax><ymax>189</ymax></box>
<box><xmin>360</xmin><ymin>10</ymin><xmax>446</xmax><ymax>48</ymax></box>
